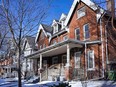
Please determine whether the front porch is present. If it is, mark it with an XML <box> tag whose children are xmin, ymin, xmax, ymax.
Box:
<box><xmin>27</xmin><ymin>39</ymin><xmax>85</xmax><ymax>81</ymax></box>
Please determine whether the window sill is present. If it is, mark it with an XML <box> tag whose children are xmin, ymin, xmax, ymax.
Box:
<box><xmin>76</xmin><ymin>15</ymin><xmax>86</xmax><ymax>20</ymax></box>
<box><xmin>87</xmin><ymin>68</ymin><xmax>95</xmax><ymax>71</ymax></box>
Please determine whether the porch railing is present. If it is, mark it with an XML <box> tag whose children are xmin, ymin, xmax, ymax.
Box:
<box><xmin>41</xmin><ymin>64</ymin><xmax>65</xmax><ymax>81</ymax></box>
<box><xmin>41</xmin><ymin>68</ymin><xmax>48</xmax><ymax>81</ymax></box>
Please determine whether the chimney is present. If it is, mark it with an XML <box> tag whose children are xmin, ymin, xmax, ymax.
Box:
<box><xmin>106</xmin><ymin>0</ymin><xmax>115</xmax><ymax>17</ymax></box>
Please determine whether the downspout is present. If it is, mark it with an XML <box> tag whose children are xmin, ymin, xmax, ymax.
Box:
<box><xmin>84</xmin><ymin>42</ymin><xmax>87</xmax><ymax>79</ymax></box>
<box><xmin>105</xmin><ymin>25</ymin><xmax>109</xmax><ymax>69</ymax></box>
<box><xmin>100</xmin><ymin>12</ymin><xmax>105</xmax><ymax>78</ymax></box>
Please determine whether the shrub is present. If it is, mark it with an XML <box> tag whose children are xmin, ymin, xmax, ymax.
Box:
<box><xmin>107</xmin><ymin>71</ymin><xmax>116</xmax><ymax>81</ymax></box>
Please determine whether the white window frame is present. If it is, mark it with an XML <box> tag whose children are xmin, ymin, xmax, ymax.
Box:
<box><xmin>83</xmin><ymin>23</ymin><xmax>90</xmax><ymax>40</ymax></box>
<box><xmin>52</xmin><ymin>57</ymin><xmax>58</xmax><ymax>64</ymax></box>
<box><xmin>53</xmin><ymin>24</ymin><xmax>58</xmax><ymax>34</ymax></box>
<box><xmin>61</xmin><ymin>20</ymin><xmax>65</xmax><ymax>29</ymax></box>
<box><xmin>77</xmin><ymin>6</ymin><xmax>86</xmax><ymax>19</ymax></box>
<box><xmin>75</xmin><ymin>28</ymin><xmax>80</xmax><ymax>40</ymax></box>
<box><xmin>88</xmin><ymin>50</ymin><xmax>95</xmax><ymax>70</ymax></box>
<box><xmin>74</xmin><ymin>52</ymin><xmax>81</xmax><ymax>68</ymax></box>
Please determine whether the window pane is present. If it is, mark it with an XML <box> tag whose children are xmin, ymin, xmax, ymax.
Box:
<box><xmin>88</xmin><ymin>51</ymin><xmax>94</xmax><ymax>69</ymax></box>
<box><xmin>75</xmin><ymin>29</ymin><xmax>80</xmax><ymax>40</ymax></box>
<box><xmin>85</xmin><ymin>31</ymin><xmax>90</xmax><ymax>39</ymax></box>
<box><xmin>77</xmin><ymin>7</ymin><xmax>86</xmax><ymax>18</ymax></box>
<box><xmin>84</xmin><ymin>24</ymin><xmax>90</xmax><ymax>39</ymax></box>
<box><xmin>85</xmin><ymin>24</ymin><xmax>89</xmax><ymax>31</ymax></box>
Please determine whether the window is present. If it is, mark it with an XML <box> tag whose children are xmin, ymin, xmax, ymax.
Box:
<box><xmin>53</xmin><ymin>24</ymin><xmax>58</xmax><ymax>34</ymax></box>
<box><xmin>77</xmin><ymin>6</ymin><xmax>86</xmax><ymax>19</ymax></box>
<box><xmin>63</xmin><ymin>35</ymin><xmax>68</xmax><ymax>41</ymax></box>
<box><xmin>62</xmin><ymin>55</ymin><xmax>67</xmax><ymax>66</ymax></box>
<box><xmin>74</xmin><ymin>52</ymin><xmax>81</xmax><ymax>68</ymax></box>
<box><xmin>83</xmin><ymin>24</ymin><xmax>90</xmax><ymax>40</ymax></box>
<box><xmin>52</xmin><ymin>57</ymin><xmax>58</xmax><ymax>64</ymax></box>
<box><xmin>88</xmin><ymin>50</ymin><xmax>95</xmax><ymax>70</ymax></box>
<box><xmin>75</xmin><ymin>28</ymin><xmax>80</xmax><ymax>40</ymax></box>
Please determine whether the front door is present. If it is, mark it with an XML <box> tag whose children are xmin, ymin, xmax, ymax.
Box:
<box><xmin>73</xmin><ymin>52</ymin><xmax>83</xmax><ymax>80</ymax></box>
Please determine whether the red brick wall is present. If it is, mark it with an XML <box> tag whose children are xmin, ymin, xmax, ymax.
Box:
<box><xmin>69</xmin><ymin>3</ymin><xmax>99</xmax><ymax>41</ymax></box>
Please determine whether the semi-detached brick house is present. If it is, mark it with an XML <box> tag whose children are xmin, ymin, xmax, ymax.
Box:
<box><xmin>26</xmin><ymin>0</ymin><xmax>116</xmax><ymax>81</ymax></box>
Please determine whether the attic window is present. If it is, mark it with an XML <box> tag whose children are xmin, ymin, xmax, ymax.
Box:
<box><xmin>61</xmin><ymin>20</ymin><xmax>65</xmax><ymax>29</ymax></box>
<box><xmin>77</xmin><ymin>6</ymin><xmax>86</xmax><ymax>19</ymax></box>
<box><xmin>53</xmin><ymin>24</ymin><xmax>58</xmax><ymax>34</ymax></box>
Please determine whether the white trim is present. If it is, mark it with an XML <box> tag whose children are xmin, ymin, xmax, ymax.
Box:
<box><xmin>64</xmin><ymin>0</ymin><xmax>104</xmax><ymax>26</ymax></box>
<box><xmin>35</xmin><ymin>24</ymin><xmax>51</xmax><ymax>43</ymax></box>
<box><xmin>64</xmin><ymin>0</ymin><xmax>78</xmax><ymax>26</ymax></box>
<box><xmin>87</xmin><ymin>50</ymin><xmax>95</xmax><ymax>71</ymax></box>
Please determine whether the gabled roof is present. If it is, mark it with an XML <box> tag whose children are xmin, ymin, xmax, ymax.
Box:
<box><xmin>42</xmin><ymin>24</ymin><xmax>53</xmax><ymax>33</ymax></box>
<box><xmin>35</xmin><ymin>24</ymin><xmax>53</xmax><ymax>43</ymax></box>
<box><xmin>59</xmin><ymin>13</ymin><xmax>67</xmax><ymax>21</ymax></box>
<box><xmin>52</xmin><ymin>20</ymin><xmax>59</xmax><ymax>26</ymax></box>
<box><xmin>64</xmin><ymin>0</ymin><xmax>104</xmax><ymax>26</ymax></box>
<box><xmin>23</xmin><ymin>36</ymin><xmax>37</xmax><ymax>50</ymax></box>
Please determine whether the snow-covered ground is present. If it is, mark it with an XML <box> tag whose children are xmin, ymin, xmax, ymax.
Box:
<box><xmin>0</xmin><ymin>78</ymin><xmax>116</xmax><ymax>87</ymax></box>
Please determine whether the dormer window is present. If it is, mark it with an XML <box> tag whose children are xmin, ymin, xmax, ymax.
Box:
<box><xmin>53</xmin><ymin>24</ymin><xmax>58</xmax><ymax>34</ymax></box>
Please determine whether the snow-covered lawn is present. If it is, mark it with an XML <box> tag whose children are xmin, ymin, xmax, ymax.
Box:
<box><xmin>0</xmin><ymin>78</ymin><xmax>116</xmax><ymax>87</ymax></box>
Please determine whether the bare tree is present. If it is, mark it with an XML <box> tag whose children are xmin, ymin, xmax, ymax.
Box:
<box><xmin>0</xmin><ymin>0</ymin><xmax>52</xmax><ymax>86</ymax></box>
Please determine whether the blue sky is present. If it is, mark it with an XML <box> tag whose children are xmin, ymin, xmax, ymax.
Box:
<box><xmin>42</xmin><ymin>0</ymin><xmax>108</xmax><ymax>25</ymax></box>
<box><xmin>42</xmin><ymin>0</ymin><xmax>73</xmax><ymax>25</ymax></box>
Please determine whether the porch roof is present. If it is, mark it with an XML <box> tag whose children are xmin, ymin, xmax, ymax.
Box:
<box><xmin>25</xmin><ymin>39</ymin><xmax>85</xmax><ymax>59</ymax></box>
<box><xmin>25</xmin><ymin>39</ymin><xmax>101</xmax><ymax>59</ymax></box>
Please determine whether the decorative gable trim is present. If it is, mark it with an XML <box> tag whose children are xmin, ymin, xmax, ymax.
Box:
<box><xmin>35</xmin><ymin>24</ymin><xmax>50</xmax><ymax>43</ymax></box>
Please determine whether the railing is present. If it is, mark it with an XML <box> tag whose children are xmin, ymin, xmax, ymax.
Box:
<box><xmin>41</xmin><ymin>69</ymin><xmax>48</xmax><ymax>81</ymax></box>
<box><xmin>41</xmin><ymin>64</ymin><xmax>66</xmax><ymax>81</ymax></box>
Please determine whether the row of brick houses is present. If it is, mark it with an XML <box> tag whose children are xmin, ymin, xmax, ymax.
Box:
<box><xmin>24</xmin><ymin>0</ymin><xmax>116</xmax><ymax>82</ymax></box>
<box><xmin>0</xmin><ymin>0</ymin><xmax>115</xmax><ymax>82</ymax></box>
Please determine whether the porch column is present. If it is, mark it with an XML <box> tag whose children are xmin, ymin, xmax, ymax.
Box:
<box><xmin>65</xmin><ymin>44</ymin><xmax>72</xmax><ymax>81</ymax></box>
<box><xmin>66</xmin><ymin>44</ymin><xmax>70</xmax><ymax>66</ymax></box>
<box><xmin>39</xmin><ymin>54</ymin><xmax>42</xmax><ymax>82</ymax></box>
